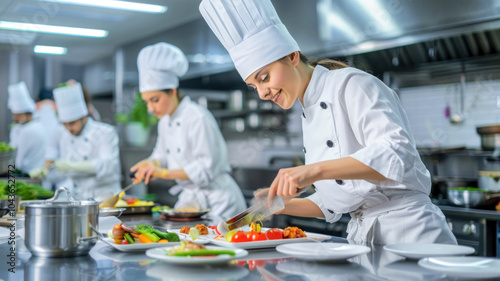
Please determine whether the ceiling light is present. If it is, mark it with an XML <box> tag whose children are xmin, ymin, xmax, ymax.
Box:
<box><xmin>34</xmin><ymin>45</ymin><xmax>67</xmax><ymax>55</ymax></box>
<box><xmin>38</xmin><ymin>0</ymin><xmax>167</xmax><ymax>14</ymax></box>
<box><xmin>0</xmin><ymin>21</ymin><xmax>108</xmax><ymax>37</ymax></box>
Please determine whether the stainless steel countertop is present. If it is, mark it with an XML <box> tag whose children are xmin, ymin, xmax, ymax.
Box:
<box><xmin>0</xmin><ymin>214</ymin><xmax>496</xmax><ymax>281</ymax></box>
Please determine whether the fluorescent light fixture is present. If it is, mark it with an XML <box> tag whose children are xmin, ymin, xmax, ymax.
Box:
<box><xmin>34</xmin><ymin>45</ymin><xmax>67</xmax><ymax>55</ymax></box>
<box><xmin>317</xmin><ymin>0</ymin><xmax>364</xmax><ymax>43</ymax></box>
<box><xmin>39</xmin><ymin>0</ymin><xmax>167</xmax><ymax>14</ymax></box>
<box><xmin>0</xmin><ymin>21</ymin><xmax>108</xmax><ymax>38</ymax></box>
<box><xmin>353</xmin><ymin>0</ymin><xmax>401</xmax><ymax>36</ymax></box>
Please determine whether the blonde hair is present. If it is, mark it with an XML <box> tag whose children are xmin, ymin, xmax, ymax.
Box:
<box><xmin>299</xmin><ymin>53</ymin><xmax>348</xmax><ymax>70</ymax></box>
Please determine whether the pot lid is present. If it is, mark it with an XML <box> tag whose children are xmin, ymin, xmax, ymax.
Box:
<box><xmin>25</xmin><ymin>186</ymin><xmax>99</xmax><ymax>208</ymax></box>
<box><xmin>476</xmin><ymin>125</ymin><xmax>500</xmax><ymax>135</ymax></box>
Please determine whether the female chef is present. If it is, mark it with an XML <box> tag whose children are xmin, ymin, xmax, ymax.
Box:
<box><xmin>130</xmin><ymin>42</ymin><xmax>246</xmax><ymax>220</ymax></box>
<box><xmin>200</xmin><ymin>0</ymin><xmax>457</xmax><ymax>245</ymax></box>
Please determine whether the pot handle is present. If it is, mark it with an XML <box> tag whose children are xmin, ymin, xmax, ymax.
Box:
<box><xmin>78</xmin><ymin>236</ymin><xmax>100</xmax><ymax>244</ymax></box>
<box><xmin>45</xmin><ymin>186</ymin><xmax>80</xmax><ymax>205</ymax></box>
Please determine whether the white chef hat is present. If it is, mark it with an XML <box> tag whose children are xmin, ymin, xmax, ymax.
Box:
<box><xmin>53</xmin><ymin>83</ymin><xmax>88</xmax><ymax>123</ymax></box>
<box><xmin>199</xmin><ymin>0</ymin><xmax>300</xmax><ymax>80</ymax></box>
<box><xmin>137</xmin><ymin>42</ymin><xmax>189</xmax><ymax>93</ymax></box>
<box><xmin>8</xmin><ymin>81</ymin><xmax>36</xmax><ymax>114</ymax></box>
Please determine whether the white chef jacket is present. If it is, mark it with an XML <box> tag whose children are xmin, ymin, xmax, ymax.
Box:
<box><xmin>150</xmin><ymin>96</ymin><xmax>246</xmax><ymax>220</ymax></box>
<box><xmin>9</xmin><ymin>119</ymin><xmax>47</xmax><ymax>173</ymax></box>
<box><xmin>58</xmin><ymin>118</ymin><xmax>121</xmax><ymax>199</ymax></box>
<box><xmin>302</xmin><ymin>66</ymin><xmax>456</xmax><ymax>245</ymax></box>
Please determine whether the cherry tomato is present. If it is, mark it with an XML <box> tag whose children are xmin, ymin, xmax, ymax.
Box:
<box><xmin>232</xmin><ymin>231</ymin><xmax>249</xmax><ymax>243</ymax></box>
<box><xmin>246</xmin><ymin>230</ymin><xmax>257</xmax><ymax>240</ymax></box>
<box><xmin>125</xmin><ymin>198</ymin><xmax>136</xmax><ymax>205</ymax></box>
<box><xmin>249</xmin><ymin>232</ymin><xmax>267</xmax><ymax>241</ymax></box>
<box><xmin>266</xmin><ymin>228</ymin><xmax>283</xmax><ymax>240</ymax></box>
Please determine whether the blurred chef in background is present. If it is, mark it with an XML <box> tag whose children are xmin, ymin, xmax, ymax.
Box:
<box><xmin>130</xmin><ymin>42</ymin><xmax>246</xmax><ymax>220</ymax></box>
<box><xmin>7</xmin><ymin>81</ymin><xmax>47</xmax><ymax>174</ymax></box>
<box><xmin>47</xmin><ymin>83</ymin><xmax>121</xmax><ymax>199</ymax></box>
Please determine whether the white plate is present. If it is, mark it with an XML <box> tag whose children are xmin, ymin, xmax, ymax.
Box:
<box><xmin>101</xmin><ymin>237</ymin><xmax>208</xmax><ymax>252</ymax></box>
<box><xmin>383</xmin><ymin>243</ymin><xmax>475</xmax><ymax>260</ymax></box>
<box><xmin>203</xmin><ymin>231</ymin><xmax>331</xmax><ymax>250</ymax></box>
<box><xmin>418</xmin><ymin>257</ymin><xmax>500</xmax><ymax>279</ymax></box>
<box><xmin>276</xmin><ymin>242</ymin><xmax>371</xmax><ymax>261</ymax></box>
<box><xmin>145</xmin><ymin>245</ymin><xmax>248</xmax><ymax>265</ymax></box>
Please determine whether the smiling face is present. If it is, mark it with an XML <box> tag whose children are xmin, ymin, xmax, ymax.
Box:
<box><xmin>141</xmin><ymin>90</ymin><xmax>179</xmax><ymax>119</ymax></box>
<box><xmin>245</xmin><ymin>52</ymin><xmax>305</xmax><ymax>110</ymax></box>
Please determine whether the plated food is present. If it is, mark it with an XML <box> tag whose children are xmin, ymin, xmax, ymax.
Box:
<box><xmin>145</xmin><ymin>241</ymin><xmax>248</xmax><ymax>265</ymax></box>
<box><xmin>108</xmin><ymin>223</ymin><xmax>180</xmax><ymax>245</ymax></box>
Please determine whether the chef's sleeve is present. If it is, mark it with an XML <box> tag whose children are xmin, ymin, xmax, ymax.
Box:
<box><xmin>341</xmin><ymin>71</ymin><xmax>416</xmax><ymax>186</ymax></box>
<box><xmin>149</xmin><ymin>121</ymin><xmax>168</xmax><ymax>168</ymax></box>
<box><xmin>183</xmin><ymin>117</ymin><xmax>221</xmax><ymax>188</ymax></box>
<box><xmin>91</xmin><ymin>126</ymin><xmax>120</xmax><ymax>179</ymax></box>
<box><xmin>306</xmin><ymin>193</ymin><xmax>342</xmax><ymax>223</ymax></box>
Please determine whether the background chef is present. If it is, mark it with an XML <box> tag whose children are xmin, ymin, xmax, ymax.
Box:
<box><xmin>200</xmin><ymin>0</ymin><xmax>457</xmax><ymax>245</ymax></box>
<box><xmin>130</xmin><ymin>42</ymin><xmax>246</xmax><ymax>220</ymax></box>
<box><xmin>50</xmin><ymin>83</ymin><xmax>121</xmax><ymax>199</ymax></box>
<box><xmin>7</xmin><ymin>81</ymin><xmax>47</xmax><ymax>175</ymax></box>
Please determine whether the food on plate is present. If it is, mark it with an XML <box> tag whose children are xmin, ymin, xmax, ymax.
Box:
<box><xmin>265</xmin><ymin>228</ymin><xmax>284</xmax><ymax>240</ymax></box>
<box><xmin>496</xmin><ymin>201</ymin><xmax>500</xmax><ymax>211</ymax></box>
<box><xmin>283</xmin><ymin>226</ymin><xmax>307</xmax><ymax>238</ymax></box>
<box><xmin>108</xmin><ymin>223</ymin><xmax>179</xmax><ymax>244</ymax></box>
<box><xmin>114</xmin><ymin>196</ymin><xmax>155</xmax><ymax>207</ymax></box>
<box><xmin>180</xmin><ymin>226</ymin><xmax>190</xmax><ymax>234</ymax></box>
<box><xmin>189</xmin><ymin>227</ymin><xmax>200</xmax><ymax>241</ymax></box>
<box><xmin>222</xmin><ymin>226</ymin><xmax>304</xmax><ymax>242</ymax></box>
<box><xmin>166</xmin><ymin>240</ymin><xmax>235</xmax><ymax>257</ymax></box>
<box><xmin>152</xmin><ymin>205</ymin><xmax>171</xmax><ymax>212</ymax></box>
<box><xmin>179</xmin><ymin>224</ymin><xmax>209</xmax><ymax>235</ymax></box>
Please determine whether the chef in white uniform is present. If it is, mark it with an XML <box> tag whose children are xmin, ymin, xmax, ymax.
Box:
<box><xmin>51</xmin><ymin>83</ymin><xmax>121</xmax><ymax>199</ymax></box>
<box><xmin>7</xmin><ymin>81</ymin><xmax>47</xmax><ymax>174</ymax></box>
<box><xmin>131</xmin><ymin>42</ymin><xmax>246</xmax><ymax>220</ymax></box>
<box><xmin>200</xmin><ymin>0</ymin><xmax>456</xmax><ymax>245</ymax></box>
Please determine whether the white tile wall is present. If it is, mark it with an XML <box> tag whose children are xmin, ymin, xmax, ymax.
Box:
<box><xmin>400</xmin><ymin>76</ymin><xmax>500</xmax><ymax>148</ymax></box>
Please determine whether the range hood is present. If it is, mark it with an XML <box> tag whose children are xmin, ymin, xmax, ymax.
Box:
<box><xmin>179</xmin><ymin>0</ymin><xmax>500</xmax><ymax>89</ymax></box>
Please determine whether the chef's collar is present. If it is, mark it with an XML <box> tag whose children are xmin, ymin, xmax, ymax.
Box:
<box><xmin>302</xmin><ymin>65</ymin><xmax>328</xmax><ymax>110</ymax></box>
<box><xmin>170</xmin><ymin>96</ymin><xmax>191</xmax><ymax>120</ymax></box>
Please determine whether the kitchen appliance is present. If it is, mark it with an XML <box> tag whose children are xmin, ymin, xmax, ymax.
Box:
<box><xmin>24</xmin><ymin>187</ymin><xmax>99</xmax><ymax>257</ymax></box>
<box><xmin>476</xmin><ymin>125</ymin><xmax>500</xmax><ymax>151</ymax></box>
<box><xmin>447</xmin><ymin>188</ymin><xmax>500</xmax><ymax>208</ymax></box>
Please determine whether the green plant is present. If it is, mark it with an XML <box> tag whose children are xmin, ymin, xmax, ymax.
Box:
<box><xmin>115</xmin><ymin>93</ymin><xmax>157</xmax><ymax>128</ymax></box>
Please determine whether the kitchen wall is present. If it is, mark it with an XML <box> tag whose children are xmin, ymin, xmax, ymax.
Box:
<box><xmin>400</xmin><ymin>76</ymin><xmax>500</xmax><ymax>148</ymax></box>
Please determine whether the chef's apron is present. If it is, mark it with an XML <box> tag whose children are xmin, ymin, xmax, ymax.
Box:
<box><xmin>346</xmin><ymin>190</ymin><xmax>457</xmax><ymax>245</ymax></box>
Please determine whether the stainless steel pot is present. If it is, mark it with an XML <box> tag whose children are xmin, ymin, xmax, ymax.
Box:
<box><xmin>476</xmin><ymin>125</ymin><xmax>500</xmax><ymax>150</ymax></box>
<box><xmin>24</xmin><ymin>187</ymin><xmax>99</xmax><ymax>257</ymax></box>
<box><xmin>447</xmin><ymin>188</ymin><xmax>500</xmax><ymax>208</ymax></box>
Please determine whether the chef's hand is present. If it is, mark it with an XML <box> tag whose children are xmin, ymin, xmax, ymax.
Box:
<box><xmin>130</xmin><ymin>159</ymin><xmax>164</xmax><ymax>184</ymax></box>
<box><xmin>134</xmin><ymin>166</ymin><xmax>167</xmax><ymax>184</ymax></box>
<box><xmin>54</xmin><ymin>159</ymin><xmax>95</xmax><ymax>173</ymax></box>
<box><xmin>266</xmin><ymin>165</ymin><xmax>318</xmax><ymax>206</ymax></box>
<box><xmin>29</xmin><ymin>167</ymin><xmax>49</xmax><ymax>179</ymax></box>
